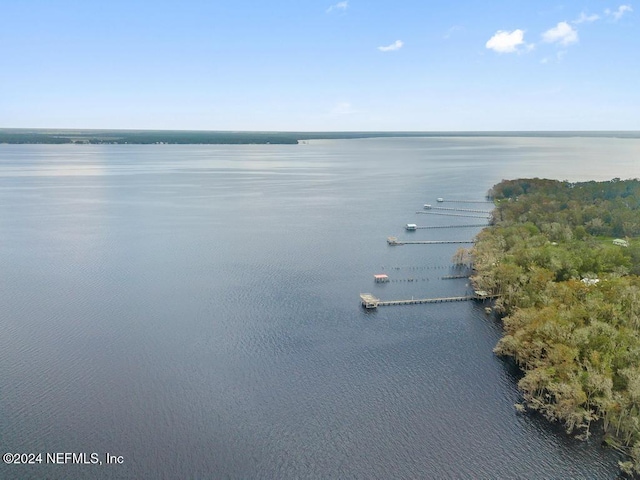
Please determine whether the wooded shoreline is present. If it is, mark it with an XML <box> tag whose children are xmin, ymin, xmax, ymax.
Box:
<box><xmin>470</xmin><ymin>178</ymin><xmax>640</xmax><ymax>475</ymax></box>
<box><xmin>2</xmin><ymin>129</ymin><xmax>639</xmax><ymax>145</ymax></box>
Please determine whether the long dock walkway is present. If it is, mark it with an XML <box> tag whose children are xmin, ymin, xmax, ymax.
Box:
<box><xmin>416</xmin><ymin>211</ymin><xmax>491</xmax><ymax>219</ymax></box>
<box><xmin>412</xmin><ymin>224</ymin><xmax>488</xmax><ymax>229</ymax></box>
<box><xmin>387</xmin><ymin>237</ymin><xmax>474</xmax><ymax>245</ymax></box>
<box><xmin>431</xmin><ymin>206</ymin><xmax>491</xmax><ymax>214</ymax></box>
<box><xmin>360</xmin><ymin>292</ymin><xmax>497</xmax><ymax>308</ymax></box>
<box><xmin>379</xmin><ymin>296</ymin><xmax>473</xmax><ymax>306</ymax></box>
<box><xmin>439</xmin><ymin>199</ymin><xmax>494</xmax><ymax>204</ymax></box>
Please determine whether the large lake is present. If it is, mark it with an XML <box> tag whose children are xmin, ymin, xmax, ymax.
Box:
<box><xmin>1</xmin><ymin>136</ymin><xmax>639</xmax><ymax>479</ymax></box>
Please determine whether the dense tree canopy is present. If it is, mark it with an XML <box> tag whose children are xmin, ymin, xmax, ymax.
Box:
<box><xmin>471</xmin><ymin>178</ymin><xmax>640</xmax><ymax>475</ymax></box>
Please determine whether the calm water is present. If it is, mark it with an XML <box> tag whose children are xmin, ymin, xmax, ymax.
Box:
<box><xmin>1</xmin><ymin>136</ymin><xmax>639</xmax><ymax>479</ymax></box>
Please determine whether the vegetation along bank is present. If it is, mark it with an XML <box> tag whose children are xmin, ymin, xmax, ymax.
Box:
<box><xmin>469</xmin><ymin>178</ymin><xmax>640</xmax><ymax>475</ymax></box>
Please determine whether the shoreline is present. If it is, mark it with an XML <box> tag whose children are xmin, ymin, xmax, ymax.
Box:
<box><xmin>471</xmin><ymin>177</ymin><xmax>640</xmax><ymax>476</ymax></box>
<box><xmin>2</xmin><ymin>129</ymin><xmax>640</xmax><ymax>145</ymax></box>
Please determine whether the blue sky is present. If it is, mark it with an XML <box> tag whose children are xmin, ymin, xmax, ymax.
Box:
<box><xmin>2</xmin><ymin>1</ymin><xmax>638</xmax><ymax>130</ymax></box>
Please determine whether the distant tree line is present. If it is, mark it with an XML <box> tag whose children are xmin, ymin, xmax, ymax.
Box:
<box><xmin>0</xmin><ymin>130</ymin><xmax>482</xmax><ymax>145</ymax></box>
<box><xmin>470</xmin><ymin>177</ymin><xmax>640</xmax><ymax>475</ymax></box>
<box><xmin>0</xmin><ymin>132</ymin><xmax>72</xmax><ymax>144</ymax></box>
<box><xmin>4</xmin><ymin>130</ymin><xmax>639</xmax><ymax>145</ymax></box>
<box><xmin>0</xmin><ymin>130</ymin><xmax>303</xmax><ymax>144</ymax></box>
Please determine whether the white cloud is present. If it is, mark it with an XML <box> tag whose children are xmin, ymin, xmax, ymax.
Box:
<box><xmin>326</xmin><ymin>1</ymin><xmax>348</xmax><ymax>13</ymax></box>
<box><xmin>573</xmin><ymin>12</ymin><xmax>600</xmax><ymax>24</ymax></box>
<box><xmin>485</xmin><ymin>29</ymin><xmax>526</xmax><ymax>53</ymax></box>
<box><xmin>378</xmin><ymin>40</ymin><xmax>404</xmax><ymax>52</ymax></box>
<box><xmin>542</xmin><ymin>22</ymin><xmax>578</xmax><ymax>46</ymax></box>
<box><xmin>606</xmin><ymin>4</ymin><xmax>633</xmax><ymax>20</ymax></box>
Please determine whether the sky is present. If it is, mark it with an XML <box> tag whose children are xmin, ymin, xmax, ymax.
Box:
<box><xmin>2</xmin><ymin>0</ymin><xmax>638</xmax><ymax>131</ymax></box>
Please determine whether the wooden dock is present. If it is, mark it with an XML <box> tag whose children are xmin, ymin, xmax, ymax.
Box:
<box><xmin>431</xmin><ymin>206</ymin><xmax>492</xmax><ymax>214</ymax></box>
<box><xmin>379</xmin><ymin>296</ymin><xmax>474</xmax><ymax>306</ymax></box>
<box><xmin>360</xmin><ymin>292</ymin><xmax>496</xmax><ymax>308</ymax></box>
<box><xmin>416</xmin><ymin>211</ymin><xmax>491</xmax><ymax>219</ymax></box>
<box><xmin>412</xmin><ymin>224</ymin><xmax>488</xmax><ymax>229</ymax></box>
<box><xmin>439</xmin><ymin>199</ymin><xmax>494</xmax><ymax>204</ymax></box>
<box><xmin>387</xmin><ymin>237</ymin><xmax>474</xmax><ymax>245</ymax></box>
